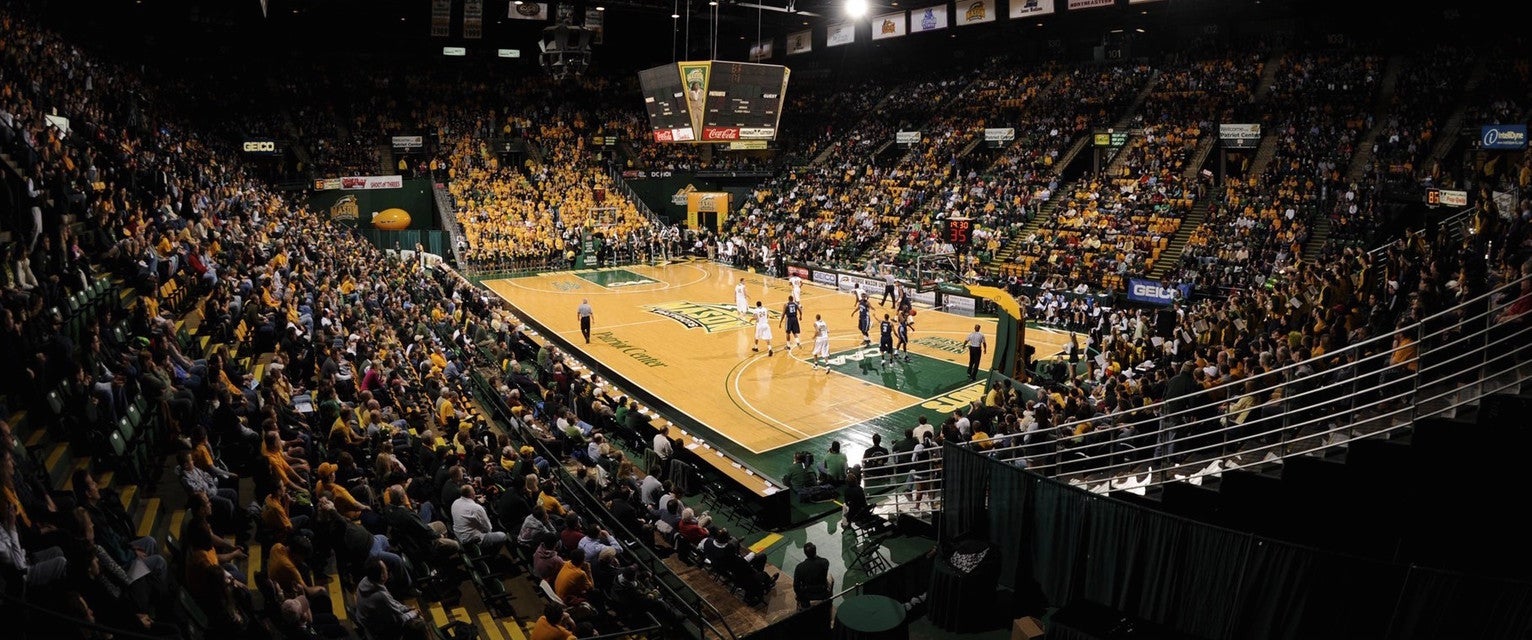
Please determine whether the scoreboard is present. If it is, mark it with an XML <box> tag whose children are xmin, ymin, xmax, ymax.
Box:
<box><xmin>637</xmin><ymin>61</ymin><xmax>789</xmax><ymax>144</ymax></box>
<box><xmin>638</xmin><ymin>65</ymin><xmax>695</xmax><ymax>142</ymax></box>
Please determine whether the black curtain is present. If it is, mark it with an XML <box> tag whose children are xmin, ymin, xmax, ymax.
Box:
<box><xmin>1027</xmin><ymin>472</ymin><xmax>1092</xmax><ymax>606</ymax></box>
<box><xmin>988</xmin><ymin>457</ymin><xmax>1029</xmax><ymax>590</ymax></box>
<box><xmin>1229</xmin><ymin>540</ymin><xmax>1407</xmax><ymax>640</ymax></box>
<box><xmin>941</xmin><ymin>443</ymin><xmax>992</xmax><ymax>544</ymax></box>
<box><xmin>1386</xmin><ymin>567</ymin><xmax>1532</xmax><ymax>640</ymax></box>
<box><xmin>1079</xmin><ymin>499</ymin><xmax>1250</xmax><ymax>639</ymax></box>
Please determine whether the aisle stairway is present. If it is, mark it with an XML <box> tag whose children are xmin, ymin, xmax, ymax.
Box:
<box><xmin>1301</xmin><ymin>54</ymin><xmax>1403</xmax><ymax>262</ymax></box>
<box><xmin>1146</xmin><ymin>198</ymin><xmax>1214</xmax><ymax>281</ymax></box>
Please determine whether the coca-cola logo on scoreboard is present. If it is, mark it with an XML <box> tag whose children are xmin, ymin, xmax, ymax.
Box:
<box><xmin>702</xmin><ymin>127</ymin><xmax>741</xmax><ymax>141</ymax></box>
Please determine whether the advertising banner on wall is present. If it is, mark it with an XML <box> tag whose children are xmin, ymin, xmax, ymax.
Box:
<box><xmin>1219</xmin><ymin>123</ymin><xmax>1261</xmax><ymax>149</ymax></box>
<box><xmin>1481</xmin><ymin>124</ymin><xmax>1528</xmax><ymax>150</ymax></box>
<box><xmin>826</xmin><ymin>21</ymin><xmax>855</xmax><ymax>47</ymax></box>
<box><xmin>943</xmin><ymin>293</ymin><xmax>976</xmax><ymax>316</ymax></box>
<box><xmin>749</xmin><ymin>40</ymin><xmax>774</xmax><ymax>61</ymax></box>
<box><xmin>910</xmin><ymin>5</ymin><xmax>948</xmax><ymax>33</ymax></box>
<box><xmin>1010</xmin><ymin>0</ymin><xmax>1056</xmax><ymax>18</ymax></box>
<box><xmin>955</xmin><ymin>0</ymin><xmax>996</xmax><ymax>25</ymax></box>
<box><xmin>508</xmin><ymin>2</ymin><xmax>549</xmax><ymax>20</ymax></box>
<box><xmin>787</xmin><ymin>30</ymin><xmax>813</xmax><ymax>55</ymax></box>
<box><xmin>1126</xmin><ymin>278</ymin><xmax>1192</xmax><ymax>305</ymax></box>
<box><xmin>1067</xmin><ymin>0</ymin><xmax>1114</xmax><ymax>9</ymax></box>
<box><xmin>872</xmin><ymin>11</ymin><xmax>907</xmax><ymax>39</ymax></box>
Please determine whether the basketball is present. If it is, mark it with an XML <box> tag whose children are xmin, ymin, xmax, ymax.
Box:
<box><xmin>910</xmin><ymin>309</ymin><xmax>917</xmax><ymax>317</ymax></box>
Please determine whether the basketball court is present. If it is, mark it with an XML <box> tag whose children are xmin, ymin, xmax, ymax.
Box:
<box><xmin>483</xmin><ymin>261</ymin><xmax>1076</xmax><ymax>476</ymax></box>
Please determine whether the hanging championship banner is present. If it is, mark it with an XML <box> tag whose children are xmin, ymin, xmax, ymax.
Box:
<box><xmin>955</xmin><ymin>0</ymin><xmax>995</xmax><ymax>25</ymax></box>
<box><xmin>826</xmin><ymin>21</ymin><xmax>855</xmax><ymax>47</ymax></box>
<box><xmin>431</xmin><ymin>0</ymin><xmax>451</xmax><ymax>37</ymax></box>
<box><xmin>677</xmin><ymin>61</ymin><xmax>712</xmax><ymax>136</ymax></box>
<box><xmin>1010</xmin><ymin>0</ymin><xmax>1056</xmax><ymax>17</ymax></box>
<box><xmin>787</xmin><ymin>29</ymin><xmax>812</xmax><ymax>55</ymax></box>
<box><xmin>584</xmin><ymin>8</ymin><xmax>605</xmax><ymax>44</ymax></box>
<box><xmin>464</xmin><ymin>0</ymin><xmax>483</xmax><ymax>38</ymax></box>
<box><xmin>750</xmin><ymin>39</ymin><xmax>774</xmax><ymax>61</ymax></box>
<box><xmin>872</xmin><ymin>11</ymin><xmax>907</xmax><ymax>39</ymax></box>
<box><xmin>911</xmin><ymin>5</ymin><xmax>948</xmax><ymax>33</ymax></box>
<box><xmin>508</xmin><ymin>2</ymin><xmax>549</xmax><ymax>20</ymax></box>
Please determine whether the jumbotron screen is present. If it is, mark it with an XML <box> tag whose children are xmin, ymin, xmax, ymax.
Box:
<box><xmin>638</xmin><ymin>61</ymin><xmax>789</xmax><ymax>143</ymax></box>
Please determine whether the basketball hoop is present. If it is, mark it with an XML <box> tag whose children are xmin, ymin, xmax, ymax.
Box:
<box><xmin>914</xmin><ymin>252</ymin><xmax>961</xmax><ymax>292</ymax></box>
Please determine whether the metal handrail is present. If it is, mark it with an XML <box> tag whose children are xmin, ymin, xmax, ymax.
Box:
<box><xmin>857</xmin><ymin>271</ymin><xmax>1532</xmax><ymax>511</ymax></box>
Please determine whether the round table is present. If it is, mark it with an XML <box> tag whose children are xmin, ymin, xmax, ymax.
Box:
<box><xmin>834</xmin><ymin>594</ymin><xmax>908</xmax><ymax>640</ymax></box>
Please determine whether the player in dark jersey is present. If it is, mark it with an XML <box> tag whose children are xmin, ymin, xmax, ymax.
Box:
<box><xmin>854</xmin><ymin>297</ymin><xmax>872</xmax><ymax>346</ymax></box>
<box><xmin>878</xmin><ymin>314</ymin><xmax>895</xmax><ymax>367</ymax></box>
<box><xmin>896</xmin><ymin>309</ymin><xmax>913</xmax><ymax>363</ymax></box>
<box><xmin>780</xmin><ymin>296</ymin><xmax>803</xmax><ymax>351</ymax></box>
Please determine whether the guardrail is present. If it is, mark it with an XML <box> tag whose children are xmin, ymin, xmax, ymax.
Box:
<box><xmin>859</xmin><ymin>271</ymin><xmax>1532</xmax><ymax>515</ymax></box>
<box><xmin>432</xmin><ymin>181</ymin><xmax>468</xmax><ymax>267</ymax></box>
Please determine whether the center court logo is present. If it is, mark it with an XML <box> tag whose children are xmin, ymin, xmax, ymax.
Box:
<box><xmin>646</xmin><ymin>301</ymin><xmax>778</xmax><ymax>332</ymax></box>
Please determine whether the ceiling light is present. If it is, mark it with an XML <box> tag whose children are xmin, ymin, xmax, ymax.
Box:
<box><xmin>514</xmin><ymin>1</ymin><xmax>524</xmax><ymax>5</ymax></box>
<box><xmin>597</xmin><ymin>6</ymin><xmax>605</xmax><ymax>10</ymax></box>
<box><xmin>1135</xmin><ymin>28</ymin><xmax>1145</xmax><ymax>33</ymax></box>
<box><xmin>845</xmin><ymin>0</ymin><xmax>868</xmax><ymax>18</ymax></box>
<box><xmin>672</xmin><ymin>13</ymin><xmax>680</xmax><ymax>18</ymax></box>
<box><xmin>710</xmin><ymin>1</ymin><xmax>718</xmax><ymax>5</ymax></box>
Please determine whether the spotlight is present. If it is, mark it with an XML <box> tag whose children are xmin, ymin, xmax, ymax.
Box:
<box><xmin>596</xmin><ymin>5</ymin><xmax>605</xmax><ymax>9</ymax></box>
<box><xmin>672</xmin><ymin>13</ymin><xmax>680</xmax><ymax>18</ymax></box>
<box><xmin>845</xmin><ymin>0</ymin><xmax>868</xmax><ymax>19</ymax></box>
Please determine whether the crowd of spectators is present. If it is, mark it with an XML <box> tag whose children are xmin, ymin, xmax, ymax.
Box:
<box><xmin>0</xmin><ymin>11</ymin><xmax>723</xmax><ymax>639</ymax></box>
<box><xmin>442</xmin><ymin>77</ymin><xmax>661</xmax><ymax>273</ymax></box>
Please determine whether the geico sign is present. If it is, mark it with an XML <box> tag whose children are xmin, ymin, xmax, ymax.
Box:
<box><xmin>1132</xmin><ymin>283</ymin><xmax>1175</xmax><ymax>299</ymax></box>
<box><xmin>243</xmin><ymin>141</ymin><xmax>276</xmax><ymax>152</ymax></box>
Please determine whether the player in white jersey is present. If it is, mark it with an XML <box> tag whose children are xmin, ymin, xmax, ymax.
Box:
<box><xmin>811</xmin><ymin>314</ymin><xmax>831</xmax><ymax>370</ymax></box>
<box><xmin>751</xmin><ymin>301</ymin><xmax>774</xmax><ymax>356</ymax></box>
<box><xmin>735</xmin><ymin>279</ymin><xmax>749</xmax><ymax>317</ymax></box>
<box><xmin>789</xmin><ymin>274</ymin><xmax>803</xmax><ymax>302</ymax></box>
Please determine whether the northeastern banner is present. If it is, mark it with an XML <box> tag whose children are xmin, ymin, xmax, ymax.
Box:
<box><xmin>464</xmin><ymin>0</ymin><xmax>483</xmax><ymax>39</ymax></box>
